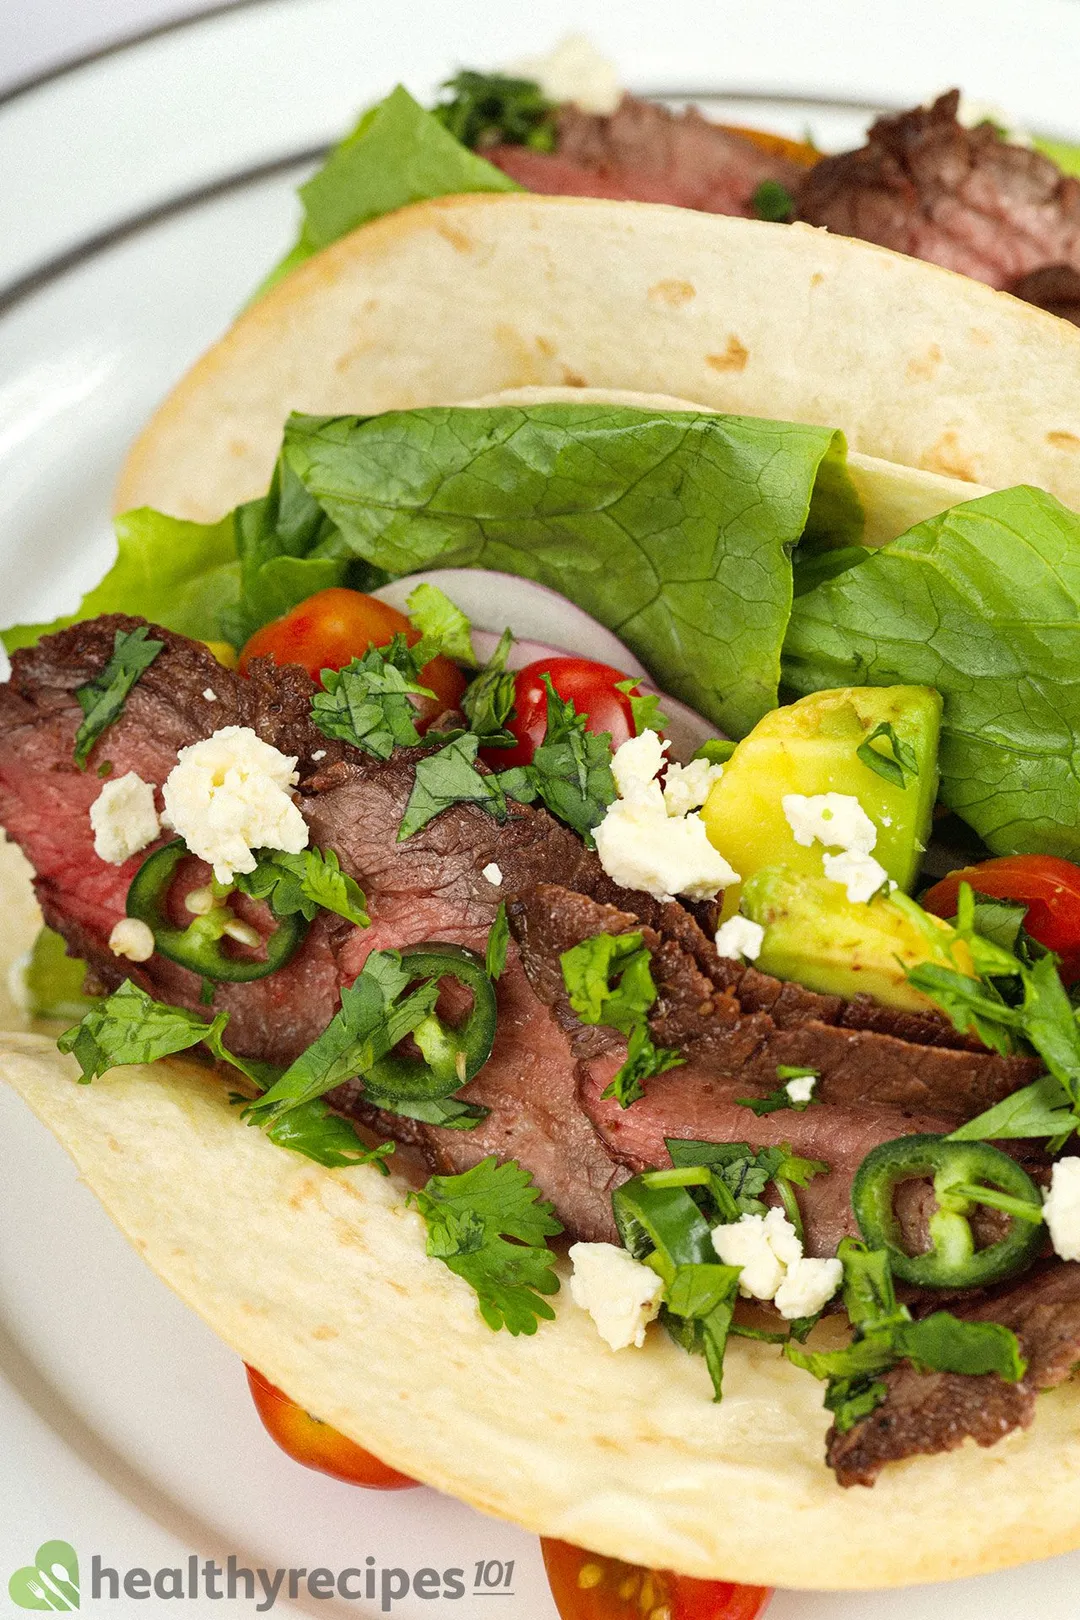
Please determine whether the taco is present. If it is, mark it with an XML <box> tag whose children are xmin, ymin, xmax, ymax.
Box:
<box><xmin>7</xmin><ymin>103</ymin><xmax>1080</xmax><ymax>1597</ymax></box>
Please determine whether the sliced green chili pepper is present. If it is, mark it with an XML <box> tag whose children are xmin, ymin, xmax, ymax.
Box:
<box><xmin>127</xmin><ymin>840</ymin><xmax>308</xmax><ymax>983</ymax></box>
<box><xmin>852</xmin><ymin>1134</ymin><xmax>1045</xmax><ymax>1288</ymax></box>
<box><xmin>361</xmin><ymin>944</ymin><xmax>497</xmax><ymax>1105</ymax></box>
<box><xmin>612</xmin><ymin>1174</ymin><xmax>714</xmax><ymax>1281</ymax></box>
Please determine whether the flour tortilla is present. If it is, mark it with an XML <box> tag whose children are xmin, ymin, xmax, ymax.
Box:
<box><xmin>115</xmin><ymin>194</ymin><xmax>1080</xmax><ymax>528</ymax></box>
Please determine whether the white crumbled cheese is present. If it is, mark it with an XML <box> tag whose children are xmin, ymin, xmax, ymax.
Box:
<box><xmin>311</xmin><ymin>749</ymin><xmax>326</xmax><ymax>762</ymax></box>
<box><xmin>568</xmin><ymin>1242</ymin><xmax>664</xmax><ymax>1350</ymax></box>
<box><xmin>595</xmin><ymin>795</ymin><xmax>738</xmax><ymax>903</ymax></box>
<box><xmin>1043</xmin><ymin>1159</ymin><xmax>1080</xmax><ymax>1262</ymax></box>
<box><xmin>714</xmin><ymin>914</ymin><xmax>765</xmax><ymax>962</ymax></box>
<box><xmin>783</xmin><ymin>791</ymin><xmax>877</xmax><ymax>855</ymax></box>
<box><xmin>596</xmin><ymin>730</ymin><xmax>739</xmax><ymax>903</ymax></box>
<box><xmin>712</xmin><ymin>1207</ymin><xmax>840</xmax><ymax>1318</ymax></box>
<box><xmin>773</xmin><ymin>1256</ymin><xmax>843</xmax><ymax>1321</ymax></box>
<box><xmin>161</xmin><ymin>725</ymin><xmax>307</xmax><ymax>883</ymax></box>
<box><xmin>611</xmin><ymin>729</ymin><xmax>669</xmax><ymax>801</ymax></box>
<box><xmin>823</xmin><ymin>849</ymin><xmax>891</xmax><ymax>904</ymax></box>
<box><xmin>202</xmin><ymin>688</ymin><xmax>218</xmax><ymax>702</ymax></box>
<box><xmin>663</xmin><ymin>757</ymin><xmax>724</xmax><ymax>817</ymax></box>
<box><xmin>89</xmin><ymin>772</ymin><xmax>161</xmax><ymax>865</ymax></box>
<box><xmin>482</xmin><ymin>862</ymin><xmax>504</xmax><ymax>887</ymax></box>
<box><xmin>510</xmin><ymin>34</ymin><xmax>622</xmax><ymax>115</ymax></box>
<box><xmin>785</xmin><ymin>1073</ymin><xmax>817</xmax><ymax>1105</ymax></box>
<box><xmin>108</xmin><ymin>917</ymin><xmax>156</xmax><ymax>962</ymax></box>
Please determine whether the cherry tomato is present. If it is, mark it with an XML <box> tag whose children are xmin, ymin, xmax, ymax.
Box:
<box><xmin>488</xmin><ymin>657</ymin><xmax>646</xmax><ymax>769</ymax></box>
<box><xmin>238</xmin><ymin>588</ymin><xmax>466</xmax><ymax>718</ymax></box>
<box><xmin>922</xmin><ymin>854</ymin><xmax>1080</xmax><ymax>984</ymax></box>
<box><xmin>245</xmin><ymin>1365</ymin><xmax>418</xmax><ymax>1489</ymax></box>
<box><xmin>541</xmin><ymin>1540</ymin><xmax>772</xmax><ymax>1620</ymax></box>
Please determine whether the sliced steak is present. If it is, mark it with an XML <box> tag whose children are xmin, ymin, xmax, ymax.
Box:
<box><xmin>486</xmin><ymin>94</ymin><xmax>803</xmax><ymax>216</ymax></box>
<box><xmin>796</xmin><ymin>90</ymin><xmax>1080</xmax><ymax>298</ymax></box>
<box><xmin>827</xmin><ymin>1262</ymin><xmax>1080</xmax><ymax>1486</ymax></box>
<box><xmin>511</xmin><ymin>884</ymin><xmax>1040</xmax><ymax>1120</ymax></box>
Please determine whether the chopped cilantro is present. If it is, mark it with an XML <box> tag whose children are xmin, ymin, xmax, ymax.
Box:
<box><xmin>522</xmin><ymin>675</ymin><xmax>617</xmax><ymax>844</ymax></box>
<box><xmin>605</xmin><ymin>1020</ymin><xmax>684</xmax><ymax>1108</ymax></box>
<box><xmin>751</xmin><ymin>179</ymin><xmax>795</xmax><ymax>222</ymax></box>
<box><xmin>433</xmin><ymin>70</ymin><xmax>556</xmax><ymax>153</ymax></box>
<box><xmin>236</xmin><ymin>845</ymin><xmax>369</xmax><ymax>926</ymax></box>
<box><xmin>486</xmin><ymin>901</ymin><xmax>510</xmax><ymax>981</ymax></box>
<box><xmin>311</xmin><ymin>634</ymin><xmax>434</xmax><ymax>757</ymax></box>
<box><xmin>73</xmin><ymin>625</ymin><xmax>164</xmax><ymax>768</ymax></box>
<box><xmin>409</xmin><ymin>1156</ymin><xmax>563</xmax><ymax>1334</ymax></box>
<box><xmin>737</xmin><ymin>1064</ymin><xmax>820</xmax><ymax>1116</ymax></box>
<box><xmin>856</xmin><ymin>720</ymin><xmax>919</xmax><ymax>789</ymax></box>
<box><xmin>615</xmin><ymin>679</ymin><xmax>668</xmax><ymax>738</ymax></box>
<box><xmin>398</xmin><ymin>733</ymin><xmax>510</xmax><ymax>840</ymax></box>
<box><xmin>461</xmin><ymin>627</ymin><xmax>518</xmax><ymax>749</ymax></box>
<box><xmin>560</xmin><ymin>931</ymin><xmax>683</xmax><ymax>1108</ymax></box>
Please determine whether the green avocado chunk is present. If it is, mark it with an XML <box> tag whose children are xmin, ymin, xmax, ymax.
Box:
<box><xmin>701</xmin><ymin>685</ymin><xmax>941</xmax><ymax>912</ymax></box>
<box><xmin>741</xmin><ymin>868</ymin><xmax>969</xmax><ymax>1012</ymax></box>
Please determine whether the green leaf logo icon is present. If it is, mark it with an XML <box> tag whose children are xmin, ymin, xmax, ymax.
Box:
<box><xmin>9</xmin><ymin>1542</ymin><xmax>80</xmax><ymax>1610</ymax></box>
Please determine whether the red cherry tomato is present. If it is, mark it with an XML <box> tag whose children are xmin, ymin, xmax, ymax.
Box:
<box><xmin>922</xmin><ymin>854</ymin><xmax>1080</xmax><ymax>984</ymax></box>
<box><xmin>245</xmin><ymin>1365</ymin><xmax>418</xmax><ymax>1489</ymax></box>
<box><xmin>488</xmin><ymin>657</ymin><xmax>646</xmax><ymax>769</ymax></box>
<box><xmin>541</xmin><ymin>1539</ymin><xmax>772</xmax><ymax>1620</ymax></box>
<box><xmin>238</xmin><ymin>588</ymin><xmax>466</xmax><ymax>719</ymax></box>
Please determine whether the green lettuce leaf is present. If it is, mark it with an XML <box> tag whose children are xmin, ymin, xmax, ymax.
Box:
<box><xmin>284</xmin><ymin>404</ymin><xmax>860</xmax><ymax>735</ymax></box>
<box><xmin>21</xmin><ymin>928</ymin><xmax>96</xmax><ymax>1021</ymax></box>
<box><xmin>255</xmin><ymin>86</ymin><xmax>519</xmax><ymax>299</ymax></box>
<box><xmin>784</xmin><ymin>486</ymin><xmax>1080</xmax><ymax>858</ymax></box>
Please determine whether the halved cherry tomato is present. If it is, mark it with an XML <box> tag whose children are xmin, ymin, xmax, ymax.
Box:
<box><xmin>245</xmin><ymin>1365</ymin><xmax>418</xmax><ymax>1489</ymax></box>
<box><xmin>488</xmin><ymin>657</ymin><xmax>647</xmax><ymax>769</ymax></box>
<box><xmin>541</xmin><ymin>1540</ymin><xmax>772</xmax><ymax>1620</ymax></box>
<box><xmin>238</xmin><ymin>588</ymin><xmax>466</xmax><ymax>718</ymax></box>
<box><xmin>922</xmin><ymin>854</ymin><xmax>1080</xmax><ymax>984</ymax></box>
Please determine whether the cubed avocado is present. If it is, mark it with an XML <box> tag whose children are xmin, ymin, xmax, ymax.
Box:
<box><xmin>701</xmin><ymin>686</ymin><xmax>941</xmax><ymax>916</ymax></box>
<box><xmin>741</xmin><ymin>866</ymin><xmax>973</xmax><ymax>1012</ymax></box>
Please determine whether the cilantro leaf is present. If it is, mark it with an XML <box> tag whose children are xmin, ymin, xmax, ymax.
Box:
<box><xmin>752</xmin><ymin>179</ymin><xmax>795</xmax><ymax>221</ymax></box>
<box><xmin>433</xmin><ymin>69</ymin><xmax>556</xmax><ymax>152</ymax></box>
<box><xmin>405</xmin><ymin>582</ymin><xmax>476</xmax><ymax>665</ymax></box>
<box><xmin>245</xmin><ymin>950</ymin><xmax>440</xmax><ymax>1125</ymax></box>
<box><xmin>663</xmin><ymin>1262</ymin><xmax>741</xmax><ymax>1400</ymax></box>
<box><xmin>560</xmin><ymin>931</ymin><xmax>657</xmax><ymax>1033</ymax></box>
<box><xmin>603</xmin><ymin>1020</ymin><xmax>684</xmax><ymax>1109</ymax></box>
<box><xmin>409</xmin><ymin>1156</ymin><xmax>562</xmax><ymax>1334</ymax></box>
<box><xmin>856</xmin><ymin>720</ymin><xmax>919</xmax><ymax>789</ymax></box>
<box><xmin>948</xmin><ymin>1072</ymin><xmax>1077</xmax><ymax>1144</ymax></box>
<box><xmin>737</xmin><ymin>1065</ymin><xmax>820</xmax><ymax>1116</ymax></box>
<box><xmin>311</xmin><ymin>635</ymin><xmax>433</xmax><ymax>758</ymax></box>
<box><xmin>264</xmin><ymin>1102</ymin><xmax>395</xmax><ymax>1171</ymax></box>
<box><xmin>486</xmin><ymin>902</ymin><xmax>510</xmax><ymax>981</ymax></box>
<box><xmin>236</xmin><ymin>846</ymin><xmax>369</xmax><ymax>926</ymax></box>
<box><xmin>58</xmin><ymin>980</ymin><xmax>236</xmax><ymax>1082</ymax></box>
<box><xmin>524</xmin><ymin>676</ymin><xmax>617</xmax><ymax>844</ymax></box>
<box><xmin>615</xmin><ymin>679</ymin><xmax>668</xmax><ymax>738</ymax></box>
<box><xmin>398</xmin><ymin>733</ymin><xmax>509</xmax><ymax>841</ymax></box>
<box><xmin>73</xmin><ymin>625</ymin><xmax>164</xmax><ymax>768</ymax></box>
<box><xmin>461</xmin><ymin>627</ymin><xmax>518</xmax><ymax>749</ymax></box>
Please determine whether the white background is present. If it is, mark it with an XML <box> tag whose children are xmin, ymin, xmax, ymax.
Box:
<box><xmin>4</xmin><ymin>0</ymin><xmax>230</xmax><ymax>93</ymax></box>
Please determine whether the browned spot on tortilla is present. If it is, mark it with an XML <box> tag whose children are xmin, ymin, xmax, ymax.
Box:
<box><xmin>228</xmin><ymin>439</ymin><xmax>249</xmax><ymax>460</ymax></box>
<box><xmin>906</xmin><ymin>343</ymin><xmax>942</xmax><ymax>382</ymax></box>
<box><xmin>312</xmin><ymin>1325</ymin><xmax>339</xmax><ymax>1340</ymax></box>
<box><xmin>925</xmin><ymin>430</ymin><xmax>977</xmax><ymax>482</ymax></box>
<box><xmin>648</xmin><ymin>279</ymin><xmax>696</xmax><ymax>307</ymax></box>
<box><xmin>435</xmin><ymin>220</ymin><xmax>474</xmax><ymax>254</ymax></box>
<box><xmin>536</xmin><ymin>335</ymin><xmax>556</xmax><ymax>358</ymax></box>
<box><xmin>561</xmin><ymin>369</ymin><xmax>587</xmax><ymax>387</ymax></box>
<box><xmin>493</xmin><ymin>322</ymin><xmax>543</xmax><ymax>384</ymax></box>
<box><xmin>1048</xmin><ymin>430</ymin><xmax>1080</xmax><ymax>451</ymax></box>
<box><xmin>107</xmin><ymin>1135</ymin><xmax>122</xmax><ymax>1153</ymax></box>
<box><xmin>289</xmin><ymin>1179</ymin><xmax>319</xmax><ymax>1210</ymax></box>
<box><xmin>810</xmin><ymin>271</ymin><xmax>824</xmax><ymax>288</ymax></box>
<box><xmin>706</xmin><ymin>337</ymin><xmax>749</xmax><ymax>373</ymax></box>
<box><xmin>969</xmin><ymin>327</ymin><xmax>992</xmax><ymax>347</ymax></box>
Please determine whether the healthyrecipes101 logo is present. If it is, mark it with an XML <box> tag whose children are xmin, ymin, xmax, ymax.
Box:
<box><xmin>9</xmin><ymin>1542</ymin><xmax>80</xmax><ymax>1610</ymax></box>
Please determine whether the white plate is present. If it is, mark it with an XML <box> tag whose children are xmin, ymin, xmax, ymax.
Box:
<box><xmin>5</xmin><ymin>2</ymin><xmax>1080</xmax><ymax>1614</ymax></box>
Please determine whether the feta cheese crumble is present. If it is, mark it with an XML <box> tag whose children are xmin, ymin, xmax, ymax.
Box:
<box><xmin>594</xmin><ymin>731</ymin><xmax>739</xmax><ymax>903</ymax></box>
<box><xmin>784</xmin><ymin>1073</ymin><xmax>817</xmax><ymax>1106</ymax></box>
<box><xmin>89</xmin><ymin>772</ymin><xmax>161</xmax><ymax>865</ymax></box>
<box><xmin>782</xmin><ymin>792</ymin><xmax>877</xmax><ymax>855</ymax></box>
<box><xmin>714</xmin><ymin>914</ymin><xmax>765</xmax><ymax>962</ymax></box>
<box><xmin>822</xmin><ymin>849</ymin><xmax>891</xmax><ymax>904</ymax></box>
<box><xmin>202</xmin><ymin>688</ymin><xmax>218</xmax><ymax>702</ymax></box>
<box><xmin>510</xmin><ymin>34</ymin><xmax>622</xmax><ymax>115</ymax></box>
<box><xmin>161</xmin><ymin>725</ymin><xmax>308</xmax><ymax>883</ymax></box>
<box><xmin>482</xmin><ymin>862</ymin><xmax>504</xmax><ymax>887</ymax></box>
<box><xmin>568</xmin><ymin>1241</ymin><xmax>664</xmax><ymax>1349</ymax></box>
<box><xmin>1043</xmin><ymin>1159</ymin><xmax>1080</xmax><ymax>1262</ymax></box>
<box><xmin>662</xmin><ymin>757</ymin><xmax>724</xmax><ymax>818</ymax></box>
<box><xmin>108</xmin><ymin>917</ymin><xmax>156</xmax><ymax>962</ymax></box>
<box><xmin>711</xmin><ymin>1206</ymin><xmax>841</xmax><ymax>1319</ymax></box>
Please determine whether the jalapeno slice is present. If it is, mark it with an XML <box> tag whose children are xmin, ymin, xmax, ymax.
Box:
<box><xmin>361</xmin><ymin>944</ymin><xmax>497</xmax><ymax>1104</ymax></box>
<box><xmin>852</xmin><ymin>1134</ymin><xmax>1045</xmax><ymax>1288</ymax></box>
<box><xmin>127</xmin><ymin>840</ymin><xmax>308</xmax><ymax>983</ymax></box>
